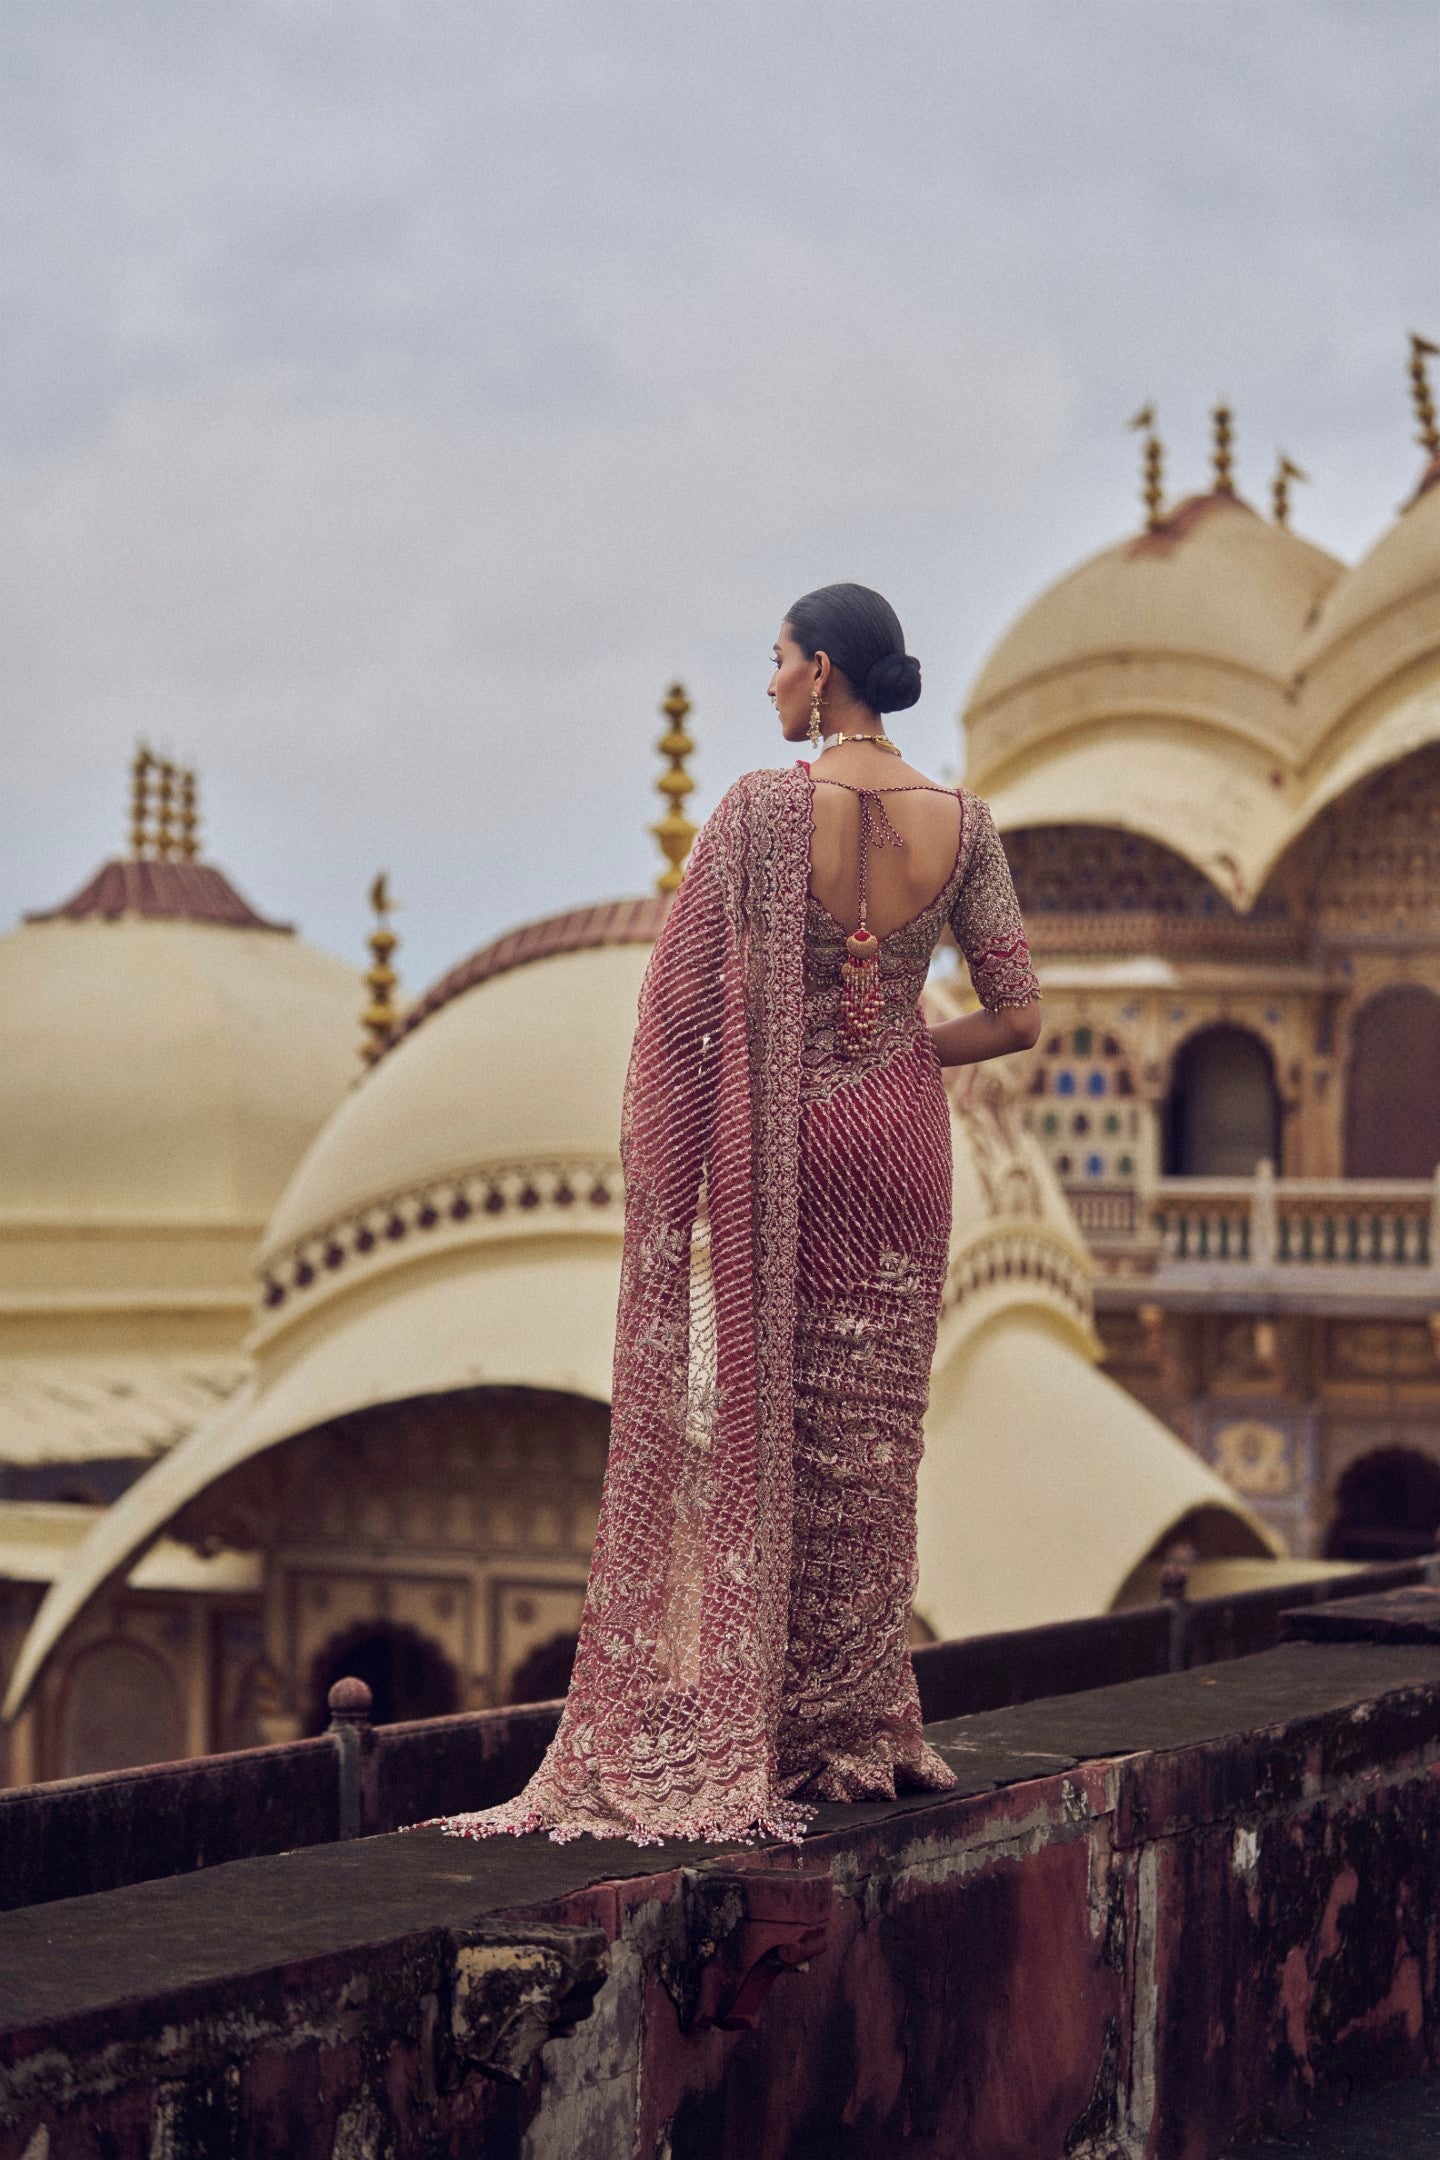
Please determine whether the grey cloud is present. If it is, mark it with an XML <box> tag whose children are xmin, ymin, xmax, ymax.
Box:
<box><xmin>2</xmin><ymin>0</ymin><xmax>1436</xmax><ymax>990</ymax></box>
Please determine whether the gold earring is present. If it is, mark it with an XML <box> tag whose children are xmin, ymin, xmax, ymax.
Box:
<box><xmin>808</xmin><ymin>686</ymin><xmax>823</xmax><ymax>748</ymax></box>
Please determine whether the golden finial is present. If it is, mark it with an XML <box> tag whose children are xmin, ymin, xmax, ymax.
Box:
<box><xmin>1129</xmin><ymin>405</ymin><xmax>1165</xmax><ymax>531</ymax></box>
<box><xmin>1409</xmin><ymin>333</ymin><xmax>1440</xmax><ymax>458</ymax></box>
<box><xmin>154</xmin><ymin>760</ymin><xmax>176</xmax><ymax>859</ymax></box>
<box><xmin>178</xmin><ymin>768</ymin><xmax>200</xmax><ymax>860</ymax></box>
<box><xmin>1271</xmin><ymin>455</ymin><xmax>1308</xmax><ymax>527</ymax></box>
<box><xmin>1211</xmin><ymin>402</ymin><xmax>1236</xmax><ymax>495</ymax></box>
<box><xmin>361</xmin><ymin>872</ymin><xmax>400</xmax><ymax>1066</ymax></box>
<box><xmin>129</xmin><ymin>743</ymin><xmax>154</xmax><ymax>858</ymax></box>
<box><xmin>651</xmin><ymin>682</ymin><xmax>698</xmax><ymax>894</ymax></box>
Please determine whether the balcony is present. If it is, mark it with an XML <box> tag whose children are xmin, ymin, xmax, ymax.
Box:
<box><xmin>1065</xmin><ymin>1165</ymin><xmax>1440</xmax><ymax>1312</ymax></box>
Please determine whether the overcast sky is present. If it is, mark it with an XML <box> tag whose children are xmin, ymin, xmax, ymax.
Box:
<box><xmin>3</xmin><ymin>1</ymin><xmax>1436</xmax><ymax>991</ymax></box>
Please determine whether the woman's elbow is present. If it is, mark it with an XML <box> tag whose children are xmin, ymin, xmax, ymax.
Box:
<box><xmin>1004</xmin><ymin>999</ymin><xmax>1043</xmax><ymax>1052</ymax></box>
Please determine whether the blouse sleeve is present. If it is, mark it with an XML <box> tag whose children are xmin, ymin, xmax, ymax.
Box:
<box><xmin>948</xmin><ymin>794</ymin><xmax>1041</xmax><ymax>1013</ymax></box>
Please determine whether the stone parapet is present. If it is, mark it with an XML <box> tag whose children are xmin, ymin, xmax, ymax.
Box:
<box><xmin>1</xmin><ymin>1633</ymin><xmax>1437</xmax><ymax>2157</ymax></box>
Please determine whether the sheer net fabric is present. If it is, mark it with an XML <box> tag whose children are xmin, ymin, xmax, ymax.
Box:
<box><xmin>427</xmin><ymin>764</ymin><xmax>1038</xmax><ymax>1845</ymax></box>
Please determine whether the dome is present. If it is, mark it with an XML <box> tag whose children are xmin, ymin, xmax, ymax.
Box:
<box><xmin>961</xmin><ymin>494</ymin><xmax>1353</xmax><ymax>909</ymax></box>
<box><xmin>1293</xmin><ymin>469</ymin><xmax>1440</xmax><ymax>738</ymax></box>
<box><xmin>966</xmin><ymin>493</ymin><xmax>1344</xmax><ymax>790</ymax></box>
<box><xmin>3</xmin><ymin>860</ymin><xmax>359</xmax><ymax>1229</ymax></box>
<box><xmin>256</xmin><ymin>898</ymin><xmax>667</xmax><ymax>1303</ymax></box>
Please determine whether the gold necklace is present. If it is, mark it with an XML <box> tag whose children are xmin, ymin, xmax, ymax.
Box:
<box><xmin>816</xmin><ymin>731</ymin><xmax>902</xmax><ymax>756</ymax></box>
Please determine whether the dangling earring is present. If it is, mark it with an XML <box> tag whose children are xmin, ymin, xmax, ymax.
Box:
<box><xmin>808</xmin><ymin>685</ymin><xmax>823</xmax><ymax>749</ymax></box>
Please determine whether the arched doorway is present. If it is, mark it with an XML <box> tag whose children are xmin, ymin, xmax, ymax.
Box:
<box><xmin>1344</xmin><ymin>986</ymin><xmax>1440</xmax><ymax>1177</ymax></box>
<box><xmin>308</xmin><ymin>1621</ymin><xmax>459</xmax><ymax>1733</ymax></box>
<box><xmin>1163</xmin><ymin>1026</ymin><xmax>1281</xmax><ymax>1177</ymax></box>
<box><xmin>506</xmin><ymin>1629</ymin><xmax>579</xmax><ymax>1705</ymax></box>
<box><xmin>59</xmin><ymin>1640</ymin><xmax>184</xmax><ymax>1777</ymax></box>
<box><xmin>1324</xmin><ymin>1448</ymin><xmax>1440</xmax><ymax>1562</ymax></box>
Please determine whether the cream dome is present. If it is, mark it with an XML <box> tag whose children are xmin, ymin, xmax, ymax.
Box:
<box><xmin>259</xmin><ymin>901</ymin><xmax>664</xmax><ymax>1278</ymax></box>
<box><xmin>4</xmin><ymin>911</ymin><xmax>358</xmax><ymax>1228</ymax></box>
<box><xmin>1294</xmin><ymin>471</ymin><xmax>1440</xmax><ymax>743</ymax></box>
<box><xmin>962</xmin><ymin>494</ymin><xmax>1352</xmax><ymax>908</ymax></box>
<box><xmin>0</xmin><ymin>851</ymin><xmax>362</xmax><ymax>1348</ymax></box>
<box><xmin>0</xmin><ymin>839</ymin><xmax>365</xmax><ymax>1487</ymax></box>
<box><xmin>967</xmin><ymin>493</ymin><xmax>1343</xmax><ymax>783</ymax></box>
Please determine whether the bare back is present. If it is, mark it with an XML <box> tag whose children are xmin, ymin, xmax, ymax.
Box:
<box><xmin>806</xmin><ymin>749</ymin><xmax>963</xmax><ymax>938</ymax></box>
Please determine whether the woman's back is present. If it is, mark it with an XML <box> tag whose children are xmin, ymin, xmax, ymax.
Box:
<box><xmin>806</xmin><ymin>747</ymin><xmax>963</xmax><ymax>939</ymax></box>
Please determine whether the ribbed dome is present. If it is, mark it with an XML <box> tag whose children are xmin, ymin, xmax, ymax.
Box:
<box><xmin>1293</xmin><ymin>471</ymin><xmax>1440</xmax><ymax>727</ymax></box>
<box><xmin>259</xmin><ymin>919</ymin><xmax>660</xmax><ymax>1272</ymax></box>
<box><xmin>966</xmin><ymin>494</ymin><xmax>1345</xmax><ymax>791</ymax></box>
<box><xmin>2</xmin><ymin>863</ymin><xmax>359</xmax><ymax>1228</ymax></box>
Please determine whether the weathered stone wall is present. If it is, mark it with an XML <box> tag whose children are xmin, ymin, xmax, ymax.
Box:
<box><xmin>4</xmin><ymin>1563</ymin><xmax>1426</xmax><ymax>1916</ymax></box>
<box><xmin>2</xmin><ymin>1607</ymin><xmax>1436</xmax><ymax>2159</ymax></box>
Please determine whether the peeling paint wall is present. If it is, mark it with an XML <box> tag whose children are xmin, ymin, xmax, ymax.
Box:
<box><xmin>2</xmin><ymin>1641</ymin><xmax>1437</xmax><ymax>2160</ymax></box>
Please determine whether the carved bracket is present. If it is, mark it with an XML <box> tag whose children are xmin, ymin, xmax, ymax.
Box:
<box><xmin>661</xmin><ymin>1867</ymin><xmax>834</xmax><ymax>2034</ymax></box>
<box><xmin>445</xmin><ymin>1921</ymin><xmax>609</xmax><ymax>2081</ymax></box>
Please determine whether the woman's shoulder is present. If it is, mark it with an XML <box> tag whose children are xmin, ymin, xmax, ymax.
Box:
<box><xmin>957</xmin><ymin>784</ymin><xmax>997</xmax><ymax>829</ymax></box>
<box><xmin>709</xmin><ymin>763</ymin><xmax>810</xmax><ymax>817</ymax></box>
<box><xmin>732</xmin><ymin>759</ymin><xmax>810</xmax><ymax>791</ymax></box>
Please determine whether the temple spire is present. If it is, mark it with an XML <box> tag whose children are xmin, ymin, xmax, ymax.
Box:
<box><xmin>128</xmin><ymin>747</ymin><xmax>203</xmax><ymax>861</ymax></box>
<box><xmin>178</xmin><ymin>768</ymin><xmax>200</xmax><ymax>861</ymax></box>
<box><xmin>361</xmin><ymin>874</ymin><xmax>400</xmax><ymax>1066</ymax></box>
<box><xmin>1409</xmin><ymin>333</ymin><xmax>1440</xmax><ymax>459</ymax></box>
<box><xmin>129</xmin><ymin>744</ymin><xmax>153</xmax><ymax>858</ymax></box>
<box><xmin>1129</xmin><ymin>406</ymin><xmax>1165</xmax><ymax>530</ymax></box>
<box><xmin>155</xmin><ymin>761</ymin><xmax>176</xmax><ymax>860</ymax></box>
<box><xmin>1271</xmin><ymin>454</ymin><xmax>1308</xmax><ymax>528</ymax></box>
<box><xmin>1211</xmin><ymin>402</ymin><xmax>1236</xmax><ymax>496</ymax></box>
<box><xmin>651</xmin><ymin>683</ymin><xmax>698</xmax><ymax>894</ymax></box>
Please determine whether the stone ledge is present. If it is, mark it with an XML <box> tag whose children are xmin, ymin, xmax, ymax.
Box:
<box><xmin>2</xmin><ymin>1639</ymin><xmax>1438</xmax><ymax>2159</ymax></box>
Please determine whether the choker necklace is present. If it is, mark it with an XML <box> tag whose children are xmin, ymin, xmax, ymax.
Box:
<box><xmin>816</xmin><ymin>731</ymin><xmax>901</xmax><ymax>756</ymax></box>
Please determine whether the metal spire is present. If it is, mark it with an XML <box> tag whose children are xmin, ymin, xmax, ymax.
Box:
<box><xmin>361</xmin><ymin>873</ymin><xmax>400</xmax><ymax>1066</ymax></box>
<box><xmin>1271</xmin><ymin>454</ymin><xmax>1308</xmax><ymax>527</ymax></box>
<box><xmin>1409</xmin><ymin>332</ymin><xmax>1440</xmax><ymax>459</ymax></box>
<box><xmin>1211</xmin><ymin>402</ymin><xmax>1236</xmax><ymax>496</ymax></box>
<box><xmin>1129</xmin><ymin>406</ymin><xmax>1165</xmax><ymax>530</ymax></box>
<box><xmin>651</xmin><ymin>683</ymin><xmax>698</xmax><ymax>894</ymax></box>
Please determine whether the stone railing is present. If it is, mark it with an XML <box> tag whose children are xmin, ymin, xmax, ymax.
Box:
<box><xmin>1066</xmin><ymin>1165</ymin><xmax>1440</xmax><ymax>1270</ymax></box>
<box><xmin>1063</xmin><ymin>1184</ymin><xmax>1144</xmax><ymax>1244</ymax></box>
<box><xmin>1155</xmin><ymin>1164</ymin><xmax>1437</xmax><ymax>1268</ymax></box>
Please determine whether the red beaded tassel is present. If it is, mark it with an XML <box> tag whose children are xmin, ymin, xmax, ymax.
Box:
<box><xmin>837</xmin><ymin>790</ymin><xmax>905</xmax><ymax>1059</ymax></box>
<box><xmin>840</xmin><ymin>926</ymin><xmax>882</xmax><ymax>1056</ymax></box>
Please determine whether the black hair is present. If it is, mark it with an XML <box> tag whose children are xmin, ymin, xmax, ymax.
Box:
<box><xmin>784</xmin><ymin>582</ymin><xmax>922</xmax><ymax>714</ymax></box>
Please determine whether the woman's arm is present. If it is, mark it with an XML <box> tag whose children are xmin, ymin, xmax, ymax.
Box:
<box><xmin>929</xmin><ymin>997</ymin><xmax>1042</xmax><ymax>1069</ymax></box>
<box><xmin>941</xmin><ymin>795</ymin><xmax>1042</xmax><ymax>1067</ymax></box>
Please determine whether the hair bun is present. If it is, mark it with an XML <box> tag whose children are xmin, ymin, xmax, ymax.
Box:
<box><xmin>863</xmin><ymin>650</ymin><xmax>922</xmax><ymax>714</ymax></box>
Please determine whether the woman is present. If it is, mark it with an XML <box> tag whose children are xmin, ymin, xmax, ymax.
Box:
<box><xmin>433</xmin><ymin>583</ymin><xmax>1042</xmax><ymax>1846</ymax></box>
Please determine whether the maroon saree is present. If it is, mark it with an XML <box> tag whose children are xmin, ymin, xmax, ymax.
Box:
<box><xmin>431</xmin><ymin>762</ymin><xmax>1037</xmax><ymax>1844</ymax></box>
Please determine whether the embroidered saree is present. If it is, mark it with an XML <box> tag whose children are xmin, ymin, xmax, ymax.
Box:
<box><xmin>433</xmin><ymin>761</ymin><xmax>1039</xmax><ymax>1845</ymax></box>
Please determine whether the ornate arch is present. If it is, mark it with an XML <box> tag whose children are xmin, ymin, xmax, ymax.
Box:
<box><xmin>56</xmin><ymin>1636</ymin><xmax>183</xmax><ymax>1779</ymax></box>
<box><xmin>1344</xmin><ymin>984</ymin><xmax>1440</xmax><ymax>1177</ymax></box>
<box><xmin>1000</xmin><ymin>823</ymin><xmax>1298</xmax><ymax>956</ymax></box>
<box><xmin>1258</xmin><ymin>740</ymin><xmax>1440</xmax><ymax>942</ymax></box>
<box><xmin>1162</xmin><ymin>1023</ymin><xmax>1281</xmax><ymax>1178</ymax></box>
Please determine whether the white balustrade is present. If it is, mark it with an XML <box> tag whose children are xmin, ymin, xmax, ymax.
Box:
<box><xmin>1065</xmin><ymin>1165</ymin><xmax>1440</xmax><ymax>1270</ymax></box>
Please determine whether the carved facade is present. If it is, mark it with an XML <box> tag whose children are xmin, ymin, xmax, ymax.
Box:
<box><xmin>963</xmin><ymin>421</ymin><xmax>1440</xmax><ymax>1567</ymax></box>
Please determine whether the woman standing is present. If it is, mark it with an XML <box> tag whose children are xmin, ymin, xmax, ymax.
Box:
<box><xmin>433</xmin><ymin>584</ymin><xmax>1042</xmax><ymax>1845</ymax></box>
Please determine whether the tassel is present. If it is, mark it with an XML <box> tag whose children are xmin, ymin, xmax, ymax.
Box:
<box><xmin>840</xmin><ymin>927</ymin><xmax>882</xmax><ymax>1056</ymax></box>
